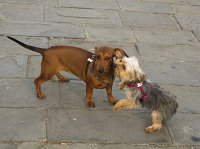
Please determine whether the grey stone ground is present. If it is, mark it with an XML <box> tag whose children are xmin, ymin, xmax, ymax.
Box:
<box><xmin>0</xmin><ymin>0</ymin><xmax>200</xmax><ymax>148</ymax></box>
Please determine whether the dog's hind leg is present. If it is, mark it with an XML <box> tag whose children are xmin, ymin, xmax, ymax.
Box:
<box><xmin>34</xmin><ymin>75</ymin><xmax>47</xmax><ymax>99</ymax></box>
<box><xmin>56</xmin><ymin>73</ymin><xmax>69</xmax><ymax>82</ymax></box>
<box><xmin>113</xmin><ymin>99</ymin><xmax>137</xmax><ymax>111</ymax></box>
<box><xmin>145</xmin><ymin>110</ymin><xmax>163</xmax><ymax>133</ymax></box>
<box><xmin>34</xmin><ymin>61</ymin><xmax>59</xmax><ymax>99</ymax></box>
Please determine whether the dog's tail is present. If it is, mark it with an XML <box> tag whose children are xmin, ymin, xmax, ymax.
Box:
<box><xmin>7</xmin><ymin>36</ymin><xmax>45</xmax><ymax>54</ymax></box>
<box><xmin>144</xmin><ymin>82</ymin><xmax>178</xmax><ymax>121</ymax></box>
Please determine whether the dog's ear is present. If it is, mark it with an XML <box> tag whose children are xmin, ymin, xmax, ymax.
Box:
<box><xmin>114</xmin><ymin>48</ymin><xmax>128</xmax><ymax>59</ymax></box>
<box><xmin>94</xmin><ymin>47</ymin><xmax>98</xmax><ymax>50</ymax></box>
<box><xmin>135</xmin><ymin>70</ymin><xmax>145</xmax><ymax>81</ymax></box>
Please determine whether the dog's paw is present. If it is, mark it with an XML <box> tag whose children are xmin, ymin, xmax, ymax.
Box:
<box><xmin>37</xmin><ymin>94</ymin><xmax>46</xmax><ymax>99</ymax></box>
<box><xmin>87</xmin><ymin>102</ymin><xmax>96</xmax><ymax>108</ymax></box>
<box><xmin>145</xmin><ymin>125</ymin><xmax>162</xmax><ymax>133</ymax></box>
<box><xmin>109</xmin><ymin>99</ymin><xmax>118</xmax><ymax>105</ymax></box>
<box><xmin>113</xmin><ymin>104</ymin><xmax>122</xmax><ymax>111</ymax></box>
<box><xmin>61</xmin><ymin>78</ymin><xmax>70</xmax><ymax>82</ymax></box>
<box><xmin>59</xmin><ymin>77</ymin><xmax>70</xmax><ymax>82</ymax></box>
<box><xmin>145</xmin><ymin>126</ymin><xmax>154</xmax><ymax>133</ymax></box>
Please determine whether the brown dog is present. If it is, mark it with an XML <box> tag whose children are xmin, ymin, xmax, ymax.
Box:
<box><xmin>7</xmin><ymin>36</ymin><xmax>128</xmax><ymax>107</ymax></box>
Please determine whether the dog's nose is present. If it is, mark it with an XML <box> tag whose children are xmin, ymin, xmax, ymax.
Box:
<box><xmin>98</xmin><ymin>67</ymin><xmax>104</xmax><ymax>73</ymax></box>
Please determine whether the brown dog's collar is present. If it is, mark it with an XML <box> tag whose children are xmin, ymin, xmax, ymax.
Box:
<box><xmin>87</xmin><ymin>54</ymin><xmax>95</xmax><ymax>63</ymax></box>
<box><xmin>87</xmin><ymin>55</ymin><xmax>103</xmax><ymax>83</ymax></box>
<box><xmin>87</xmin><ymin>54</ymin><xmax>95</xmax><ymax>74</ymax></box>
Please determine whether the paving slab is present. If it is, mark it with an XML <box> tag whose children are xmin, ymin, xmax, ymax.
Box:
<box><xmin>17</xmin><ymin>142</ymin><xmax>68</xmax><ymax>149</ymax></box>
<box><xmin>45</xmin><ymin>7</ymin><xmax>122</xmax><ymax>25</ymax></box>
<box><xmin>172</xmin><ymin>5</ymin><xmax>200</xmax><ymax>15</ymax></box>
<box><xmin>0</xmin><ymin>3</ymin><xmax>43</xmax><ymax>22</ymax></box>
<box><xmin>136</xmin><ymin>43</ymin><xmax>200</xmax><ymax>63</ymax></box>
<box><xmin>59</xmin><ymin>0</ymin><xmax>119</xmax><ymax>10</ymax></box>
<box><xmin>117</xmin><ymin>0</ymin><xmax>174</xmax><ymax>14</ymax></box>
<box><xmin>47</xmin><ymin>108</ymin><xmax>171</xmax><ymax>143</ymax></box>
<box><xmin>49</xmin><ymin>38</ymin><xmax>139</xmax><ymax>57</ymax></box>
<box><xmin>27</xmin><ymin>56</ymin><xmax>42</xmax><ymax>79</ymax></box>
<box><xmin>14</xmin><ymin>142</ymin><xmax>192</xmax><ymax>149</ymax></box>
<box><xmin>16</xmin><ymin>142</ymin><xmax>98</xmax><ymax>149</ymax></box>
<box><xmin>193</xmin><ymin>30</ymin><xmax>200</xmax><ymax>41</ymax></box>
<box><xmin>143</xmin><ymin>0</ymin><xmax>188</xmax><ymax>4</ymax></box>
<box><xmin>0</xmin><ymin>108</ymin><xmax>46</xmax><ymax>141</ymax></box>
<box><xmin>0</xmin><ymin>0</ymin><xmax>58</xmax><ymax>5</ymax></box>
<box><xmin>141</xmin><ymin>62</ymin><xmax>200</xmax><ymax>86</ymax></box>
<box><xmin>0</xmin><ymin>36</ymin><xmax>48</xmax><ymax>56</ymax></box>
<box><xmin>67</xmin><ymin>143</ymin><xmax>93</xmax><ymax>149</ymax></box>
<box><xmin>0</xmin><ymin>144</ymin><xmax>16</xmax><ymax>149</ymax></box>
<box><xmin>17</xmin><ymin>143</ymin><xmax>47</xmax><ymax>149</ymax></box>
<box><xmin>168</xmin><ymin>113</ymin><xmax>200</xmax><ymax>145</ymax></box>
<box><xmin>161</xmin><ymin>85</ymin><xmax>200</xmax><ymax>113</ymax></box>
<box><xmin>0</xmin><ymin>79</ymin><xmax>59</xmax><ymax>108</ymax></box>
<box><xmin>0</xmin><ymin>22</ymin><xmax>84</xmax><ymax>38</ymax></box>
<box><xmin>175</xmin><ymin>15</ymin><xmax>200</xmax><ymax>30</ymax></box>
<box><xmin>120</xmin><ymin>11</ymin><xmax>178</xmax><ymax>29</ymax></box>
<box><xmin>85</xmin><ymin>26</ymin><xmax>136</xmax><ymax>42</ymax></box>
<box><xmin>93</xmin><ymin>144</ymin><xmax>190</xmax><ymax>149</ymax></box>
<box><xmin>59</xmin><ymin>80</ymin><xmax>126</xmax><ymax>109</ymax></box>
<box><xmin>194</xmin><ymin>146</ymin><xmax>200</xmax><ymax>149</ymax></box>
<box><xmin>134</xmin><ymin>28</ymin><xmax>199</xmax><ymax>46</ymax></box>
<box><xmin>14</xmin><ymin>143</ymin><xmax>193</xmax><ymax>149</ymax></box>
<box><xmin>191</xmin><ymin>0</ymin><xmax>200</xmax><ymax>5</ymax></box>
<box><xmin>0</xmin><ymin>55</ymin><xmax>27</xmax><ymax>78</ymax></box>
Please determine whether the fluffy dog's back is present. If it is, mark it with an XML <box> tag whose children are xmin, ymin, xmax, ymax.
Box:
<box><xmin>139</xmin><ymin>81</ymin><xmax>178</xmax><ymax>121</ymax></box>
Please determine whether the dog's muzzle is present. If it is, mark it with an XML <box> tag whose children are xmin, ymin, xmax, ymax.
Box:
<box><xmin>97</xmin><ymin>68</ymin><xmax>104</xmax><ymax>73</ymax></box>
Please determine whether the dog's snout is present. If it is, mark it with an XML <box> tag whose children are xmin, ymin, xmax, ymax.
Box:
<box><xmin>98</xmin><ymin>67</ymin><xmax>104</xmax><ymax>73</ymax></box>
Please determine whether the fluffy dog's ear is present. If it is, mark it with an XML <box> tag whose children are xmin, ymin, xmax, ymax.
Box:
<box><xmin>135</xmin><ymin>70</ymin><xmax>145</xmax><ymax>81</ymax></box>
<box><xmin>114</xmin><ymin>48</ymin><xmax>128</xmax><ymax>59</ymax></box>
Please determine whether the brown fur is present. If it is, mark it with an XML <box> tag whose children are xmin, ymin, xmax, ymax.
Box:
<box><xmin>7</xmin><ymin>36</ymin><xmax>128</xmax><ymax>108</ymax></box>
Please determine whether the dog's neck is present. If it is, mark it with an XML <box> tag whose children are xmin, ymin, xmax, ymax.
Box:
<box><xmin>124</xmin><ymin>77</ymin><xmax>146</xmax><ymax>85</ymax></box>
<box><xmin>87</xmin><ymin>55</ymin><xmax>113</xmax><ymax>83</ymax></box>
<box><xmin>126</xmin><ymin>79</ymin><xmax>148</xmax><ymax>101</ymax></box>
<box><xmin>127</xmin><ymin>80</ymin><xmax>142</xmax><ymax>84</ymax></box>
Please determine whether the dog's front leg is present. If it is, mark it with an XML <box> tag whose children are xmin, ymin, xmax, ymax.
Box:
<box><xmin>119</xmin><ymin>81</ymin><xmax>126</xmax><ymax>90</ymax></box>
<box><xmin>126</xmin><ymin>90</ymin><xmax>133</xmax><ymax>99</ymax></box>
<box><xmin>86</xmin><ymin>84</ymin><xmax>95</xmax><ymax>108</ymax></box>
<box><xmin>113</xmin><ymin>99</ymin><xmax>137</xmax><ymax>111</ymax></box>
<box><xmin>106</xmin><ymin>82</ymin><xmax>118</xmax><ymax>105</ymax></box>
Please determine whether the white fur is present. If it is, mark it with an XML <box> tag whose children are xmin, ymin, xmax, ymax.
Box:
<box><xmin>123</xmin><ymin>56</ymin><xmax>144</xmax><ymax>80</ymax></box>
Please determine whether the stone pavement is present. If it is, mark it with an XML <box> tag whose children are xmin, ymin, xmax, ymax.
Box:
<box><xmin>0</xmin><ymin>0</ymin><xmax>200</xmax><ymax>148</ymax></box>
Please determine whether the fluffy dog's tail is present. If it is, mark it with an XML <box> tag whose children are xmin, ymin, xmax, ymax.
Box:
<box><xmin>7</xmin><ymin>36</ymin><xmax>45</xmax><ymax>54</ymax></box>
<box><xmin>113</xmin><ymin>99</ymin><xmax>137</xmax><ymax>111</ymax></box>
<box><xmin>143</xmin><ymin>82</ymin><xmax>178</xmax><ymax>121</ymax></box>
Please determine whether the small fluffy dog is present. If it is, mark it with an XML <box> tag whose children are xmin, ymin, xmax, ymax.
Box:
<box><xmin>113</xmin><ymin>56</ymin><xmax>178</xmax><ymax>133</ymax></box>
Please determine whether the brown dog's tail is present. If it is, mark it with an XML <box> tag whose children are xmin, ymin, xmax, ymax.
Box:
<box><xmin>7</xmin><ymin>36</ymin><xmax>45</xmax><ymax>54</ymax></box>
